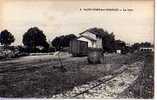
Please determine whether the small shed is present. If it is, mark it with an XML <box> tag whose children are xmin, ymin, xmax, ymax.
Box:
<box><xmin>69</xmin><ymin>40</ymin><xmax>88</xmax><ymax>56</ymax></box>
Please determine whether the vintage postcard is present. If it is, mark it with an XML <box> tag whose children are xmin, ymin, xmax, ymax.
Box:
<box><xmin>0</xmin><ymin>0</ymin><xmax>154</xmax><ymax>99</ymax></box>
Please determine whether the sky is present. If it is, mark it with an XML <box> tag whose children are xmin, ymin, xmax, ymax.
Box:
<box><xmin>0</xmin><ymin>0</ymin><xmax>154</xmax><ymax>45</ymax></box>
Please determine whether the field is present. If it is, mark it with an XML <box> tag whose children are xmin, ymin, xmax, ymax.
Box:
<box><xmin>0</xmin><ymin>53</ymin><xmax>154</xmax><ymax>98</ymax></box>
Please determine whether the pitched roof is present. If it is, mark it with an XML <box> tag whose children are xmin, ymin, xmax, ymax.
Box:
<box><xmin>78</xmin><ymin>35</ymin><xmax>96</xmax><ymax>42</ymax></box>
<box><xmin>79</xmin><ymin>28</ymin><xmax>105</xmax><ymax>38</ymax></box>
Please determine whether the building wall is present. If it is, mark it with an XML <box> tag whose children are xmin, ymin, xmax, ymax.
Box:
<box><xmin>79</xmin><ymin>31</ymin><xmax>103</xmax><ymax>49</ymax></box>
<box><xmin>96</xmin><ymin>37</ymin><xmax>102</xmax><ymax>49</ymax></box>
<box><xmin>116</xmin><ymin>50</ymin><xmax>121</xmax><ymax>54</ymax></box>
<box><xmin>78</xmin><ymin>37</ymin><xmax>95</xmax><ymax>48</ymax></box>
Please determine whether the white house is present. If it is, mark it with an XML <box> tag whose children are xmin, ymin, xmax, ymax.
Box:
<box><xmin>77</xmin><ymin>28</ymin><xmax>104</xmax><ymax>49</ymax></box>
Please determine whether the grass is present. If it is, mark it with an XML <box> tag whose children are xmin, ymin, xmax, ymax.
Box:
<box><xmin>0</xmin><ymin>53</ymin><xmax>149</xmax><ymax>98</ymax></box>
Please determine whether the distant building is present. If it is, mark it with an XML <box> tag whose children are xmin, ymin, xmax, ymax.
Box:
<box><xmin>77</xmin><ymin>28</ymin><xmax>104</xmax><ymax>49</ymax></box>
<box><xmin>116</xmin><ymin>49</ymin><xmax>121</xmax><ymax>54</ymax></box>
<box><xmin>139</xmin><ymin>46</ymin><xmax>154</xmax><ymax>52</ymax></box>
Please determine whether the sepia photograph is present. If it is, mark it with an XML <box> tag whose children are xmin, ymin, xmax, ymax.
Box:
<box><xmin>0</xmin><ymin>0</ymin><xmax>154</xmax><ymax>99</ymax></box>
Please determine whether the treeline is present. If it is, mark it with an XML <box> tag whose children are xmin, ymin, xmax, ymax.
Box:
<box><xmin>0</xmin><ymin>27</ymin><xmax>153</xmax><ymax>53</ymax></box>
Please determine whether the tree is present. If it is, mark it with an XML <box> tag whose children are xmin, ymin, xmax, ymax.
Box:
<box><xmin>131</xmin><ymin>43</ymin><xmax>140</xmax><ymax>51</ymax></box>
<box><xmin>52</xmin><ymin>34</ymin><xmax>77</xmax><ymax>51</ymax></box>
<box><xmin>51</xmin><ymin>36</ymin><xmax>64</xmax><ymax>51</ymax></box>
<box><xmin>63</xmin><ymin>34</ymin><xmax>77</xmax><ymax>47</ymax></box>
<box><xmin>140</xmin><ymin>42</ymin><xmax>152</xmax><ymax>47</ymax></box>
<box><xmin>114</xmin><ymin>40</ymin><xmax>126</xmax><ymax>49</ymax></box>
<box><xmin>22</xmin><ymin>27</ymin><xmax>49</xmax><ymax>52</ymax></box>
<box><xmin>0</xmin><ymin>29</ymin><xmax>15</xmax><ymax>47</ymax></box>
<box><xmin>102</xmin><ymin>31</ymin><xmax>115</xmax><ymax>53</ymax></box>
<box><xmin>114</xmin><ymin>40</ymin><xmax>127</xmax><ymax>54</ymax></box>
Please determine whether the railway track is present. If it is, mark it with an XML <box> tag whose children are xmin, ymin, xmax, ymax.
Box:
<box><xmin>53</xmin><ymin>65</ymin><xmax>128</xmax><ymax>98</ymax></box>
<box><xmin>72</xmin><ymin>66</ymin><xmax>127</xmax><ymax>98</ymax></box>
